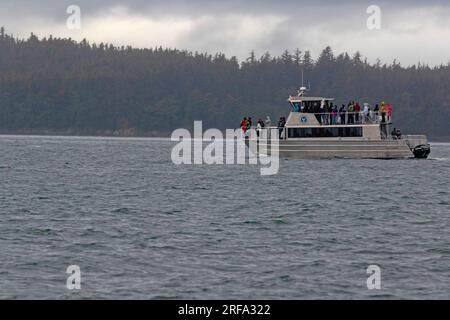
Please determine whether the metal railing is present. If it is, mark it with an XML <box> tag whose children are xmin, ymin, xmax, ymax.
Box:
<box><xmin>239</xmin><ymin>112</ymin><xmax>393</xmax><ymax>140</ymax></box>
<box><xmin>301</xmin><ymin>111</ymin><xmax>391</xmax><ymax>125</ymax></box>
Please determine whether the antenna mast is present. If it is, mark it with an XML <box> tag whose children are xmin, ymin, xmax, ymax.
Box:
<box><xmin>301</xmin><ymin>70</ymin><xmax>304</xmax><ymax>88</ymax></box>
<box><xmin>296</xmin><ymin>54</ymin><xmax>311</xmax><ymax>96</ymax></box>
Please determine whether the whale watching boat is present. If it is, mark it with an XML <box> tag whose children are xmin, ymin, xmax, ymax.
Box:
<box><xmin>249</xmin><ymin>86</ymin><xmax>431</xmax><ymax>159</ymax></box>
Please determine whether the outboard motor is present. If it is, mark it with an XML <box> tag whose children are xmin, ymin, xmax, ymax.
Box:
<box><xmin>413</xmin><ymin>144</ymin><xmax>431</xmax><ymax>159</ymax></box>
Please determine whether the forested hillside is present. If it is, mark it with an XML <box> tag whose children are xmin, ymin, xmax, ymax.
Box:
<box><xmin>0</xmin><ymin>28</ymin><xmax>449</xmax><ymax>139</ymax></box>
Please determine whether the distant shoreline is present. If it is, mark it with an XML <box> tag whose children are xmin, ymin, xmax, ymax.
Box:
<box><xmin>0</xmin><ymin>129</ymin><xmax>169</xmax><ymax>139</ymax></box>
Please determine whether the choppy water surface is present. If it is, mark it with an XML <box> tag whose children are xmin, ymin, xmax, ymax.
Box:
<box><xmin>0</xmin><ymin>135</ymin><xmax>449</xmax><ymax>299</ymax></box>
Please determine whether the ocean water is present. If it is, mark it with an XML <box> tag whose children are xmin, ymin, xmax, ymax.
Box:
<box><xmin>0</xmin><ymin>135</ymin><xmax>449</xmax><ymax>299</ymax></box>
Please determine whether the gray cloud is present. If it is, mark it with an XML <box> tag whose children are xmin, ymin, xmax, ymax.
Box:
<box><xmin>2</xmin><ymin>0</ymin><xmax>449</xmax><ymax>20</ymax></box>
<box><xmin>1</xmin><ymin>0</ymin><xmax>450</xmax><ymax>65</ymax></box>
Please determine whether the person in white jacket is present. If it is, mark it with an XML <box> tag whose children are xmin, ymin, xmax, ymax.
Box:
<box><xmin>363</xmin><ymin>103</ymin><xmax>370</xmax><ymax>123</ymax></box>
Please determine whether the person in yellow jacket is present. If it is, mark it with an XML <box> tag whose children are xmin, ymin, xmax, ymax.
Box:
<box><xmin>380</xmin><ymin>101</ymin><xmax>386</xmax><ymax>123</ymax></box>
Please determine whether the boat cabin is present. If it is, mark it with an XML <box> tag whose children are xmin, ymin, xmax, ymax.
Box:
<box><xmin>283</xmin><ymin>90</ymin><xmax>387</xmax><ymax>140</ymax></box>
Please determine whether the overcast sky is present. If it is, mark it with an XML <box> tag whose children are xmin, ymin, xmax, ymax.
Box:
<box><xmin>1</xmin><ymin>0</ymin><xmax>450</xmax><ymax>66</ymax></box>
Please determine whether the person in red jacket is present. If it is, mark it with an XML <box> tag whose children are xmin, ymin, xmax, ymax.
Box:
<box><xmin>240</xmin><ymin>117</ymin><xmax>248</xmax><ymax>134</ymax></box>
<box><xmin>386</xmin><ymin>103</ymin><xmax>393</xmax><ymax>122</ymax></box>
<box><xmin>355</xmin><ymin>102</ymin><xmax>361</xmax><ymax>123</ymax></box>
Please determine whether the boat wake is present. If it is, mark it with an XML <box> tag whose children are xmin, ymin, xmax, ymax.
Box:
<box><xmin>429</xmin><ymin>157</ymin><xmax>450</xmax><ymax>161</ymax></box>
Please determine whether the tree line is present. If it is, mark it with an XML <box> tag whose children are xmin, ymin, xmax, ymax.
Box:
<box><xmin>0</xmin><ymin>28</ymin><xmax>449</xmax><ymax>139</ymax></box>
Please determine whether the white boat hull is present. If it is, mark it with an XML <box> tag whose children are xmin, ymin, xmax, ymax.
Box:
<box><xmin>248</xmin><ymin>137</ymin><xmax>429</xmax><ymax>159</ymax></box>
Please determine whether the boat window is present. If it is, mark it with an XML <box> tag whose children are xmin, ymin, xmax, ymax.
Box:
<box><xmin>295</xmin><ymin>100</ymin><xmax>329</xmax><ymax>113</ymax></box>
<box><xmin>292</xmin><ymin>102</ymin><xmax>301</xmax><ymax>112</ymax></box>
<box><xmin>288</xmin><ymin>127</ymin><xmax>363</xmax><ymax>138</ymax></box>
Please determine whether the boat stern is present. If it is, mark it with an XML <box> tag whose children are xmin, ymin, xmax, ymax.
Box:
<box><xmin>404</xmin><ymin>135</ymin><xmax>431</xmax><ymax>159</ymax></box>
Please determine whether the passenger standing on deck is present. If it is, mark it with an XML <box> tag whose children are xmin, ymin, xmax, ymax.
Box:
<box><xmin>258</xmin><ymin>118</ymin><xmax>265</xmax><ymax>128</ymax></box>
<box><xmin>355</xmin><ymin>102</ymin><xmax>361</xmax><ymax>123</ymax></box>
<box><xmin>348</xmin><ymin>102</ymin><xmax>354</xmax><ymax>124</ymax></box>
<box><xmin>363</xmin><ymin>103</ymin><xmax>369</xmax><ymax>122</ymax></box>
<box><xmin>331</xmin><ymin>104</ymin><xmax>338</xmax><ymax>125</ymax></box>
<box><xmin>314</xmin><ymin>102</ymin><xmax>322</xmax><ymax>124</ymax></box>
<box><xmin>241</xmin><ymin>117</ymin><xmax>248</xmax><ymax>136</ymax></box>
<box><xmin>320</xmin><ymin>100</ymin><xmax>326</xmax><ymax>125</ymax></box>
<box><xmin>245</xmin><ymin>117</ymin><xmax>252</xmax><ymax>137</ymax></box>
<box><xmin>339</xmin><ymin>104</ymin><xmax>346</xmax><ymax>124</ymax></box>
<box><xmin>380</xmin><ymin>102</ymin><xmax>386</xmax><ymax>123</ymax></box>
<box><xmin>327</xmin><ymin>102</ymin><xmax>333</xmax><ymax>125</ymax></box>
<box><xmin>373</xmin><ymin>104</ymin><xmax>379</xmax><ymax>121</ymax></box>
<box><xmin>387</xmin><ymin>103</ymin><xmax>393</xmax><ymax>122</ymax></box>
<box><xmin>265</xmin><ymin>116</ymin><xmax>271</xmax><ymax>127</ymax></box>
<box><xmin>256</xmin><ymin>118</ymin><xmax>263</xmax><ymax>137</ymax></box>
<box><xmin>278</xmin><ymin>117</ymin><xmax>286</xmax><ymax>139</ymax></box>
